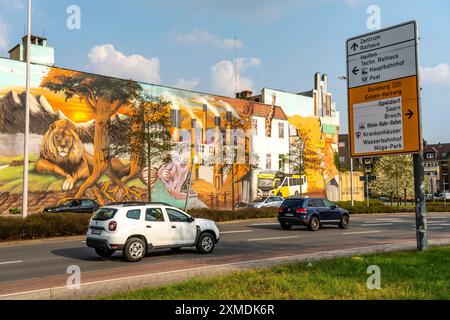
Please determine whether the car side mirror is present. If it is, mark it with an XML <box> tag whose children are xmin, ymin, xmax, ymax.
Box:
<box><xmin>331</xmin><ymin>204</ymin><xmax>337</xmax><ymax>209</ymax></box>
<box><xmin>188</xmin><ymin>217</ymin><xmax>195</xmax><ymax>223</ymax></box>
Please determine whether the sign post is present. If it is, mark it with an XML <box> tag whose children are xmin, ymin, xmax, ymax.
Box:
<box><xmin>347</xmin><ymin>21</ymin><xmax>427</xmax><ymax>250</ymax></box>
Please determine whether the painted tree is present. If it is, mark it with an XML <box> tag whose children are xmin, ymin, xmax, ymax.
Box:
<box><xmin>221</xmin><ymin>112</ymin><xmax>253</xmax><ymax>211</ymax></box>
<box><xmin>41</xmin><ymin>70</ymin><xmax>142</xmax><ymax>202</ymax></box>
<box><xmin>280</xmin><ymin>136</ymin><xmax>305</xmax><ymax>194</ymax></box>
<box><xmin>371</xmin><ymin>155</ymin><xmax>414</xmax><ymax>208</ymax></box>
<box><xmin>109</xmin><ymin>95</ymin><xmax>173</xmax><ymax>202</ymax></box>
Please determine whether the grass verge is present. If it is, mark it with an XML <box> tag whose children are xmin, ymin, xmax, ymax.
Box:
<box><xmin>104</xmin><ymin>245</ymin><xmax>450</xmax><ymax>300</ymax></box>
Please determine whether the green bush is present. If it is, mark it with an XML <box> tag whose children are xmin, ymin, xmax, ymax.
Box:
<box><xmin>0</xmin><ymin>213</ymin><xmax>91</xmax><ymax>241</ymax></box>
<box><xmin>336</xmin><ymin>200</ymin><xmax>413</xmax><ymax>214</ymax></box>
<box><xmin>8</xmin><ymin>208</ymin><xmax>21</xmax><ymax>215</ymax></box>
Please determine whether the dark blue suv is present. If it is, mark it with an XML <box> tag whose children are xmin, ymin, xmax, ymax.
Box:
<box><xmin>278</xmin><ymin>198</ymin><xmax>350</xmax><ymax>231</ymax></box>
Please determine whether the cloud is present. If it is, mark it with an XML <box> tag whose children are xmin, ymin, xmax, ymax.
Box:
<box><xmin>211</xmin><ymin>57</ymin><xmax>261</xmax><ymax>97</ymax></box>
<box><xmin>421</xmin><ymin>64</ymin><xmax>450</xmax><ymax>85</ymax></box>
<box><xmin>0</xmin><ymin>16</ymin><xmax>9</xmax><ymax>53</ymax></box>
<box><xmin>171</xmin><ymin>30</ymin><xmax>243</xmax><ymax>49</ymax></box>
<box><xmin>87</xmin><ymin>44</ymin><xmax>161</xmax><ymax>84</ymax></box>
<box><xmin>173</xmin><ymin>78</ymin><xmax>200</xmax><ymax>91</ymax></box>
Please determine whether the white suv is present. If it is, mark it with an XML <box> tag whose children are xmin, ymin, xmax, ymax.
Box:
<box><xmin>86</xmin><ymin>202</ymin><xmax>220</xmax><ymax>262</ymax></box>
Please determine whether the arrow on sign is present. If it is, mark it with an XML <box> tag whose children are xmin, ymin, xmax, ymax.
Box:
<box><xmin>352</xmin><ymin>66</ymin><xmax>360</xmax><ymax>75</ymax></box>
<box><xmin>351</xmin><ymin>43</ymin><xmax>359</xmax><ymax>51</ymax></box>
<box><xmin>405</xmin><ymin>109</ymin><xmax>414</xmax><ymax>119</ymax></box>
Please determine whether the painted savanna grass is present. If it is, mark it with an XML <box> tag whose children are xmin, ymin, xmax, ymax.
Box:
<box><xmin>105</xmin><ymin>246</ymin><xmax>450</xmax><ymax>300</ymax></box>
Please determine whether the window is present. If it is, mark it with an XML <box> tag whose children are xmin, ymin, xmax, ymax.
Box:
<box><xmin>323</xmin><ymin>199</ymin><xmax>334</xmax><ymax>207</ymax></box>
<box><xmin>266</xmin><ymin>154</ymin><xmax>272</xmax><ymax>170</ymax></box>
<box><xmin>81</xmin><ymin>200</ymin><xmax>93</xmax><ymax>207</ymax></box>
<box><xmin>166</xmin><ymin>208</ymin><xmax>190</xmax><ymax>222</ymax></box>
<box><xmin>278</xmin><ymin>123</ymin><xmax>285</xmax><ymax>139</ymax></box>
<box><xmin>92</xmin><ymin>208</ymin><xmax>117</xmax><ymax>221</ymax></box>
<box><xmin>252</xmin><ymin>119</ymin><xmax>258</xmax><ymax>136</ymax></box>
<box><xmin>338</xmin><ymin>142</ymin><xmax>346</xmax><ymax>148</ymax></box>
<box><xmin>309</xmin><ymin>199</ymin><xmax>325</xmax><ymax>207</ymax></box>
<box><xmin>126</xmin><ymin>209</ymin><xmax>141</xmax><ymax>220</ymax></box>
<box><xmin>426</xmin><ymin>153</ymin><xmax>435</xmax><ymax>159</ymax></box>
<box><xmin>145</xmin><ymin>208</ymin><xmax>165</xmax><ymax>222</ymax></box>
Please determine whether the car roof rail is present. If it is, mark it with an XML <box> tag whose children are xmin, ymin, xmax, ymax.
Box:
<box><xmin>106</xmin><ymin>201</ymin><xmax>175</xmax><ymax>207</ymax></box>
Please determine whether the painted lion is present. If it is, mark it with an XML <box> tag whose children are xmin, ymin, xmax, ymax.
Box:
<box><xmin>35</xmin><ymin>119</ymin><xmax>92</xmax><ymax>191</ymax></box>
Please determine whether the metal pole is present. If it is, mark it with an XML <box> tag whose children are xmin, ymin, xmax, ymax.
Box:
<box><xmin>414</xmin><ymin>153</ymin><xmax>427</xmax><ymax>250</ymax></box>
<box><xmin>366</xmin><ymin>173</ymin><xmax>369</xmax><ymax>207</ymax></box>
<box><xmin>184</xmin><ymin>156</ymin><xmax>195</xmax><ymax>212</ymax></box>
<box><xmin>350</xmin><ymin>158</ymin><xmax>354</xmax><ymax>206</ymax></box>
<box><xmin>22</xmin><ymin>0</ymin><xmax>31</xmax><ymax>219</ymax></box>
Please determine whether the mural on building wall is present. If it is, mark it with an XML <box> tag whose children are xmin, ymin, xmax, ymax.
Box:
<box><xmin>0</xmin><ymin>59</ymin><xmax>260</xmax><ymax>213</ymax></box>
<box><xmin>0</xmin><ymin>58</ymin><xmax>340</xmax><ymax>214</ymax></box>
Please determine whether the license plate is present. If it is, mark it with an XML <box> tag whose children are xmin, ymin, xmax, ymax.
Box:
<box><xmin>285</xmin><ymin>214</ymin><xmax>294</xmax><ymax>217</ymax></box>
<box><xmin>92</xmin><ymin>229</ymin><xmax>102</xmax><ymax>235</ymax></box>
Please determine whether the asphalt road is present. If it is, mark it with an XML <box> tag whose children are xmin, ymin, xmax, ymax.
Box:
<box><xmin>0</xmin><ymin>213</ymin><xmax>450</xmax><ymax>297</ymax></box>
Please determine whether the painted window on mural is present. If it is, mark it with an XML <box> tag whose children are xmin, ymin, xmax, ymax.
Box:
<box><xmin>252</xmin><ymin>119</ymin><xmax>258</xmax><ymax>136</ymax></box>
<box><xmin>278</xmin><ymin>123</ymin><xmax>285</xmax><ymax>139</ymax></box>
<box><xmin>266</xmin><ymin>154</ymin><xmax>272</xmax><ymax>170</ymax></box>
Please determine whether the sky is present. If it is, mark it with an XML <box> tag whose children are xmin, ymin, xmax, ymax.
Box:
<box><xmin>0</xmin><ymin>0</ymin><xmax>449</xmax><ymax>143</ymax></box>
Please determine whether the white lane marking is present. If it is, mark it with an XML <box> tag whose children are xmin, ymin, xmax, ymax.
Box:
<box><xmin>361</xmin><ymin>223</ymin><xmax>393</xmax><ymax>227</ymax></box>
<box><xmin>428</xmin><ymin>221</ymin><xmax>447</xmax><ymax>224</ymax></box>
<box><xmin>221</xmin><ymin>230</ymin><xmax>253</xmax><ymax>235</ymax></box>
<box><xmin>428</xmin><ymin>227</ymin><xmax>445</xmax><ymax>230</ymax></box>
<box><xmin>342</xmin><ymin>231</ymin><xmax>381</xmax><ymax>235</ymax></box>
<box><xmin>0</xmin><ymin>260</ymin><xmax>23</xmax><ymax>266</ymax></box>
<box><xmin>81</xmin><ymin>241</ymin><xmax>86</xmax><ymax>243</ymax></box>
<box><xmin>250</xmin><ymin>223</ymin><xmax>279</xmax><ymax>226</ymax></box>
<box><xmin>375</xmin><ymin>219</ymin><xmax>405</xmax><ymax>222</ymax></box>
<box><xmin>248</xmin><ymin>236</ymin><xmax>299</xmax><ymax>242</ymax></box>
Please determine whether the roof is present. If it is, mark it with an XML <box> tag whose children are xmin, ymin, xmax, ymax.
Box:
<box><xmin>426</xmin><ymin>143</ymin><xmax>450</xmax><ymax>161</ymax></box>
<box><xmin>216</xmin><ymin>95</ymin><xmax>288</xmax><ymax>121</ymax></box>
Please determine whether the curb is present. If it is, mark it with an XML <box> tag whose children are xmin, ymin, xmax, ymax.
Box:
<box><xmin>2</xmin><ymin>238</ymin><xmax>449</xmax><ymax>300</ymax></box>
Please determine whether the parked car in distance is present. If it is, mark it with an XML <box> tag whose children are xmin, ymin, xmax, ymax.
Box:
<box><xmin>43</xmin><ymin>199</ymin><xmax>99</xmax><ymax>213</ymax></box>
<box><xmin>247</xmin><ymin>196</ymin><xmax>285</xmax><ymax>208</ymax></box>
<box><xmin>278</xmin><ymin>198</ymin><xmax>350</xmax><ymax>231</ymax></box>
<box><xmin>86</xmin><ymin>203</ymin><xmax>220</xmax><ymax>262</ymax></box>
<box><xmin>437</xmin><ymin>193</ymin><xmax>450</xmax><ymax>200</ymax></box>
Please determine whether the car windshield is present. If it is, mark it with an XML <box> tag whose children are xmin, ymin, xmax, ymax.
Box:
<box><xmin>253</xmin><ymin>198</ymin><xmax>267</xmax><ymax>203</ymax></box>
<box><xmin>282</xmin><ymin>199</ymin><xmax>304</xmax><ymax>207</ymax></box>
<box><xmin>92</xmin><ymin>208</ymin><xmax>117</xmax><ymax>221</ymax></box>
<box><xmin>258</xmin><ymin>179</ymin><xmax>273</xmax><ymax>188</ymax></box>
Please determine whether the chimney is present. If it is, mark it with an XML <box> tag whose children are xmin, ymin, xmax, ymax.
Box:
<box><xmin>170</xmin><ymin>109</ymin><xmax>181</xmax><ymax>142</ymax></box>
<box><xmin>214</xmin><ymin>116</ymin><xmax>221</xmax><ymax>127</ymax></box>
<box><xmin>9</xmin><ymin>35</ymin><xmax>55</xmax><ymax>66</ymax></box>
<box><xmin>236</xmin><ymin>90</ymin><xmax>253</xmax><ymax>100</ymax></box>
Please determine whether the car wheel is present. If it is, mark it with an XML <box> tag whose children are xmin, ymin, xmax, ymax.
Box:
<box><xmin>280</xmin><ymin>222</ymin><xmax>292</xmax><ymax>230</ymax></box>
<box><xmin>308</xmin><ymin>216</ymin><xmax>320</xmax><ymax>231</ymax></box>
<box><xmin>196</xmin><ymin>232</ymin><xmax>215</xmax><ymax>254</ymax></box>
<box><xmin>95</xmin><ymin>248</ymin><xmax>114</xmax><ymax>258</ymax></box>
<box><xmin>123</xmin><ymin>237</ymin><xmax>146</xmax><ymax>262</ymax></box>
<box><xmin>339</xmin><ymin>215</ymin><xmax>350</xmax><ymax>229</ymax></box>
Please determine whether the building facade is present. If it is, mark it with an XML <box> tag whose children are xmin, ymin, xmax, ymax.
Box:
<box><xmin>0</xmin><ymin>36</ymin><xmax>342</xmax><ymax>213</ymax></box>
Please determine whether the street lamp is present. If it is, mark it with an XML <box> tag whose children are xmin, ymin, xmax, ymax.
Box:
<box><xmin>22</xmin><ymin>0</ymin><xmax>32</xmax><ymax>218</ymax></box>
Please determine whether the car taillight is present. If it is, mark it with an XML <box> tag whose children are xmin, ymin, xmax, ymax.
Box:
<box><xmin>108</xmin><ymin>221</ymin><xmax>117</xmax><ymax>231</ymax></box>
<box><xmin>296</xmin><ymin>208</ymin><xmax>307</xmax><ymax>214</ymax></box>
<box><xmin>279</xmin><ymin>207</ymin><xmax>284</xmax><ymax>213</ymax></box>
